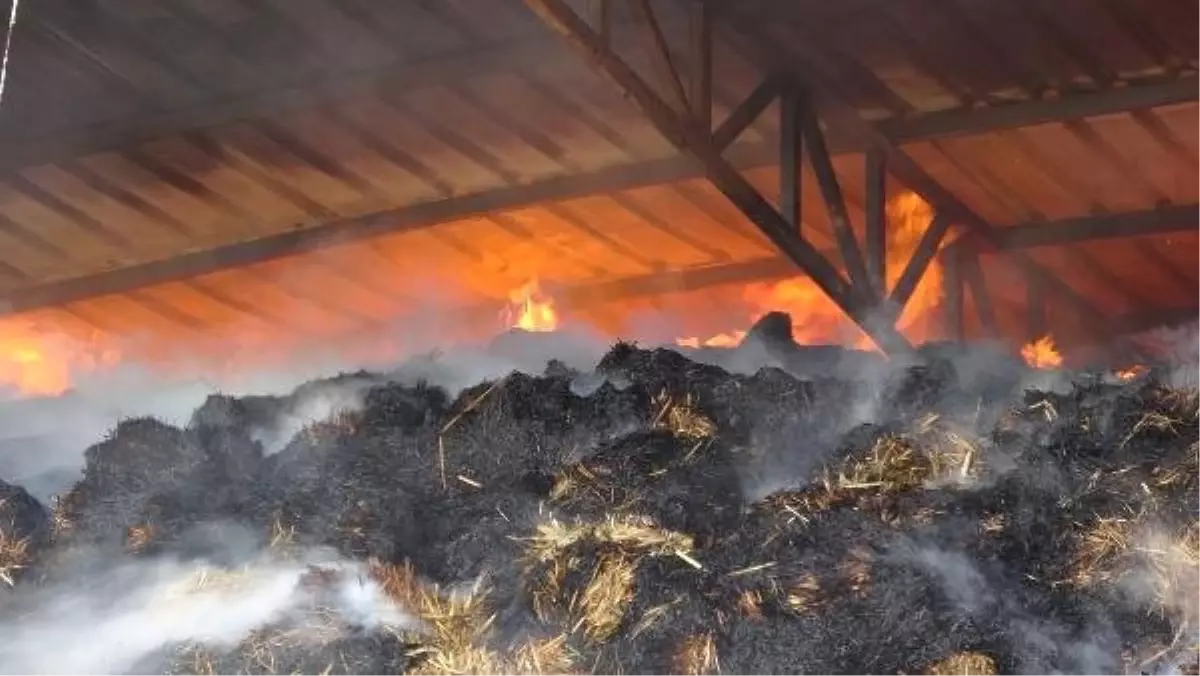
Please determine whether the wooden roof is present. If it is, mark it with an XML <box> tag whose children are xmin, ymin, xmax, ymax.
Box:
<box><xmin>0</xmin><ymin>0</ymin><xmax>1195</xmax><ymax>357</ymax></box>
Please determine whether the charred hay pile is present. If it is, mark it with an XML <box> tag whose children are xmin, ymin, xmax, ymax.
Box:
<box><xmin>0</xmin><ymin>340</ymin><xmax>1197</xmax><ymax>675</ymax></box>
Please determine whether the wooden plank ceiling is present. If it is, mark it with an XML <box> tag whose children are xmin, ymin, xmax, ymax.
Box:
<box><xmin>0</xmin><ymin>0</ymin><xmax>1194</xmax><ymax>366</ymax></box>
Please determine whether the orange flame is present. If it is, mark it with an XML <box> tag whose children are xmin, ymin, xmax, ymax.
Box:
<box><xmin>1021</xmin><ymin>335</ymin><xmax>1063</xmax><ymax>369</ymax></box>
<box><xmin>675</xmin><ymin>191</ymin><xmax>949</xmax><ymax>351</ymax></box>
<box><xmin>1115</xmin><ymin>364</ymin><xmax>1147</xmax><ymax>380</ymax></box>
<box><xmin>0</xmin><ymin>319</ymin><xmax>120</xmax><ymax>397</ymax></box>
<box><xmin>503</xmin><ymin>279</ymin><xmax>558</xmax><ymax>333</ymax></box>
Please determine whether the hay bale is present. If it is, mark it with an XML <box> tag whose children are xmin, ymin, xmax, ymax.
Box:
<box><xmin>0</xmin><ymin>478</ymin><xmax>48</xmax><ymax>587</ymax></box>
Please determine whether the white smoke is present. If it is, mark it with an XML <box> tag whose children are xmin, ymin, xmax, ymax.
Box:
<box><xmin>0</xmin><ymin>548</ymin><xmax>413</xmax><ymax>675</ymax></box>
<box><xmin>894</xmin><ymin>541</ymin><xmax>1123</xmax><ymax>674</ymax></box>
<box><xmin>0</xmin><ymin>325</ymin><xmax>614</xmax><ymax>499</ymax></box>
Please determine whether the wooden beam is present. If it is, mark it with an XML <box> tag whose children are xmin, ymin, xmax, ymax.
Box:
<box><xmin>629</xmin><ymin>0</ymin><xmax>691</xmax><ymax>113</ymax></box>
<box><xmin>880</xmin><ymin>75</ymin><xmax>1198</xmax><ymax>144</ymax></box>
<box><xmin>560</xmin><ymin>255</ymin><xmax>799</xmax><ymax>306</ymax></box>
<box><xmin>0</xmin><ymin>147</ymin><xmax>769</xmax><ymax>314</ymax></box>
<box><xmin>593</xmin><ymin>0</ymin><xmax>612</xmax><ymax>43</ymax></box>
<box><xmin>711</xmin><ymin>76</ymin><xmax>779</xmax><ymax>151</ymax></box>
<box><xmin>779</xmin><ymin>86</ymin><xmax>802</xmax><ymax>230</ymax></box>
<box><xmin>961</xmin><ymin>247</ymin><xmax>998</xmax><ymax>337</ymax></box>
<box><xmin>993</xmin><ymin>204</ymin><xmax>1198</xmax><ymax>249</ymax></box>
<box><xmin>799</xmin><ymin>96</ymin><xmax>873</xmax><ymax>296</ymax></box>
<box><xmin>691</xmin><ymin>0</ymin><xmax>713</xmax><ymax>129</ymax></box>
<box><xmin>713</xmin><ymin>9</ymin><xmax>1172</xmax><ymax>333</ymax></box>
<box><xmin>888</xmin><ymin>213</ymin><xmax>953</xmax><ymax>310</ymax></box>
<box><xmin>522</xmin><ymin>0</ymin><xmax>912</xmax><ymax>353</ymax></box>
<box><xmin>943</xmin><ymin>246</ymin><xmax>964</xmax><ymax>341</ymax></box>
<box><xmin>863</xmin><ymin>148</ymin><xmax>886</xmax><ymax>296</ymax></box>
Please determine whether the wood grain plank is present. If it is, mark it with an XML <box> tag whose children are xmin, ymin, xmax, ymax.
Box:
<box><xmin>252</xmin><ymin>257</ymin><xmax>401</xmax><ymax>323</ymax></box>
<box><xmin>138</xmin><ymin>136</ymin><xmax>310</xmax><ymax>234</ymax></box>
<box><xmin>402</xmin><ymin>85</ymin><xmax>568</xmax><ymax>184</ymax></box>
<box><xmin>203</xmin><ymin>123</ymin><xmax>377</xmax><ymax>218</ymax></box>
<box><xmin>19</xmin><ymin>164</ymin><xmax>190</xmax><ymax>256</ymax></box>
<box><xmin>272</xmin><ymin>109</ymin><xmax>439</xmax><ymax>207</ymax></box>
<box><xmin>554</xmin><ymin>195</ymin><xmax>716</xmax><ymax>269</ymax></box>
<box><xmin>74</xmin><ymin>152</ymin><xmax>231</xmax><ymax>244</ymax></box>
<box><xmin>498</xmin><ymin>206</ymin><xmax>651</xmax><ymax>279</ymax></box>
<box><xmin>336</xmin><ymin>96</ymin><xmax>501</xmax><ymax>196</ymax></box>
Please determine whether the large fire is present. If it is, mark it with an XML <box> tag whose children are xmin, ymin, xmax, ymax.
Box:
<box><xmin>503</xmin><ymin>279</ymin><xmax>559</xmax><ymax>333</ymax></box>
<box><xmin>0</xmin><ymin>190</ymin><xmax>1098</xmax><ymax>400</ymax></box>
<box><xmin>677</xmin><ymin>191</ymin><xmax>947</xmax><ymax>350</ymax></box>
<box><xmin>1021</xmin><ymin>335</ymin><xmax>1063</xmax><ymax>369</ymax></box>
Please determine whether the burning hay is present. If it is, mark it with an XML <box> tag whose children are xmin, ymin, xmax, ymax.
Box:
<box><xmin>0</xmin><ymin>341</ymin><xmax>1196</xmax><ymax>674</ymax></box>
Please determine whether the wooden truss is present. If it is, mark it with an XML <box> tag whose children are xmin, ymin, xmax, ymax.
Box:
<box><xmin>523</xmin><ymin>0</ymin><xmax>984</xmax><ymax>353</ymax></box>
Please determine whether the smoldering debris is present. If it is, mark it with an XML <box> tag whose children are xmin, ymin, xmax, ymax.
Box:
<box><xmin>0</xmin><ymin>338</ymin><xmax>1197</xmax><ymax>675</ymax></box>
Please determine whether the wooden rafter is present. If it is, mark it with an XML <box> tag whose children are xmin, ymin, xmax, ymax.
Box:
<box><xmin>888</xmin><ymin>213</ymin><xmax>953</xmax><ymax>311</ymax></box>
<box><xmin>994</xmin><ymin>205</ymin><xmax>1198</xmax><ymax>249</ymax></box>
<box><xmin>690</xmin><ymin>0</ymin><xmax>713</xmax><ymax>129</ymax></box>
<box><xmin>629</xmin><ymin>0</ymin><xmax>691</xmax><ymax>113</ymax></box>
<box><xmin>942</xmin><ymin>247</ymin><xmax>964</xmax><ymax>341</ymax></box>
<box><xmin>779</xmin><ymin>87</ymin><xmax>802</xmax><ymax>229</ymax></box>
<box><xmin>959</xmin><ymin>244</ymin><xmax>998</xmax><ymax>337</ymax></box>
<box><xmin>711</xmin><ymin>76</ymin><xmax>780</xmax><ymax>150</ymax></box>
<box><xmin>797</xmin><ymin>91</ymin><xmax>873</xmax><ymax>297</ymax></box>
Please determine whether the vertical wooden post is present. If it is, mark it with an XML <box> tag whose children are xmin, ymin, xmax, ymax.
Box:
<box><xmin>799</xmin><ymin>95</ymin><xmax>873</xmax><ymax>296</ymax></box>
<box><xmin>962</xmin><ymin>245</ymin><xmax>998</xmax><ymax>337</ymax></box>
<box><xmin>779</xmin><ymin>86</ymin><xmax>802</xmax><ymax>233</ymax></box>
<box><xmin>690</xmin><ymin>0</ymin><xmax>712</xmax><ymax>129</ymax></box>
<box><xmin>943</xmin><ymin>244</ymin><xmax>964</xmax><ymax>341</ymax></box>
<box><xmin>594</xmin><ymin>0</ymin><xmax>611</xmax><ymax>44</ymax></box>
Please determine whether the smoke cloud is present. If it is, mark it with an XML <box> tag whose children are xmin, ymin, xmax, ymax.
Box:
<box><xmin>0</xmin><ymin>542</ymin><xmax>412</xmax><ymax>675</ymax></box>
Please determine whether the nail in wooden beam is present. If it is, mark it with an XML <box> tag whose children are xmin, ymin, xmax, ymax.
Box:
<box><xmin>864</xmin><ymin>148</ymin><xmax>887</xmax><ymax>297</ymax></box>
<box><xmin>779</xmin><ymin>86</ymin><xmax>802</xmax><ymax>232</ymax></box>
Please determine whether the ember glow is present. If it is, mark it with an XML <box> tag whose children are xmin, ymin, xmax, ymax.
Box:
<box><xmin>676</xmin><ymin>331</ymin><xmax>746</xmax><ymax>349</ymax></box>
<box><xmin>1116</xmin><ymin>364</ymin><xmax>1148</xmax><ymax>380</ymax></box>
<box><xmin>503</xmin><ymin>279</ymin><xmax>559</xmax><ymax>333</ymax></box>
<box><xmin>1021</xmin><ymin>335</ymin><xmax>1064</xmax><ymax>369</ymax></box>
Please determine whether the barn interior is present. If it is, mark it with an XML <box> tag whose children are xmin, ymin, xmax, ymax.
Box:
<box><xmin>0</xmin><ymin>0</ymin><xmax>1193</xmax><ymax>400</ymax></box>
<box><xmin>0</xmin><ymin>2</ymin><xmax>1197</xmax><ymax>673</ymax></box>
